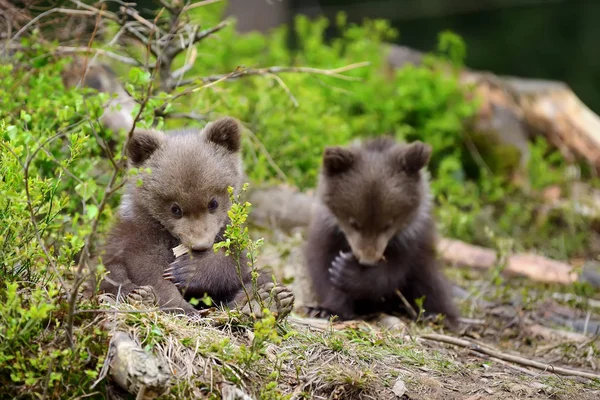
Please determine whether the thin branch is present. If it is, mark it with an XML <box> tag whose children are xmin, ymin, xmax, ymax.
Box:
<box><xmin>158</xmin><ymin>0</ymin><xmax>177</xmax><ymax>15</ymax></box>
<box><xmin>269</xmin><ymin>73</ymin><xmax>298</xmax><ymax>107</ymax></box>
<box><xmin>121</xmin><ymin>6</ymin><xmax>166</xmax><ymax>35</ymax></box>
<box><xmin>55</xmin><ymin>46</ymin><xmax>143</xmax><ymax>66</ymax></box>
<box><xmin>175</xmin><ymin>62</ymin><xmax>370</xmax><ymax>90</ymax></box>
<box><xmin>420</xmin><ymin>333</ymin><xmax>600</xmax><ymax>380</ymax></box>
<box><xmin>395</xmin><ymin>289</ymin><xmax>418</xmax><ymax>319</ymax></box>
<box><xmin>165</xmin><ymin>20</ymin><xmax>229</xmax><ymax>59</ymax></box>
<box><xmin>64</xmin><ymin>9</ymin><xmax>107</xmax><ymax>346</ymax></box>
<box><xmin>477</xmin><ymin>352</ymin><xmax>539</xmax><ymax>377</ymax></box>
<box><xmin>0</xmin><ymin>9</ymin><xmax>11</xmax><ymax>56</ymax></box>
<box><xmin>171</xmin><ymin>37</ymin><xmax>197</xmax><ymax>81</ymax></box>
<box><xmin>68</xmin><ymin>0</ymin><xmax>119</xmax><ymax>20</ymax></box>
<box><xmin>65</xmin><ymin>12</ymin><xmax>162</xmax><ymax>343</ymax></box>
<box><xmin>160</xmin><ymin>111</ymin><xmax>207</xmax><ymax>122</ymax></box>
<box><xmin>70</xmin><ymin>0</ymin><xmax>162</xmax><ymax>56</ymax></box>
<box><xmin>9</xmin><ymin>7</ymin><xmax>114</xmax><ymax>45</ymax></box>
<box><xmin>182</xmin><ymin>0</ymin><xmax>223</xmax><ymax>13</ymax></box>
<box><xmin>244</xmin><ymin>127</ymin><xmax>288</xmax><ymax>182</ymax></box>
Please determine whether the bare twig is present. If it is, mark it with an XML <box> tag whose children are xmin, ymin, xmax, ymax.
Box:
<box><xmin>0</xmin><ymin>9</ymin><xmax>12</xmax><ymax>56</ymax></box>
<box><xmin>395</xmin><ymin>289</ymin><xmax>418</xmax><ymax>319</ymax></box>
<box><xmin>182</xmin><ymin>0</ymin><xmax>223</xmax><ymax>13</ymax></box>
<box><xmin>160</xmin><ymin>111</ymin><xmax>207</xmax><ymax>122</ymax></box>
<box><xmin>121</xmin><ymin>6</ymin><xmax>166</xmax><ymax>35</ymax></box>
<box><xmin>56</xmin><ymin>46</ymin><xmax>142</xmax><ymax>66</ymax></box>
<box><xmin>176</xmin><ymin>62</ymin><xmax>370</xmax><ymax>89</ymax></box>
<box><xmin>64</xmin><ymin>8</ymin><xmax>108</xmax><ymax>346</ymax></box>
<box><xmin>171</xmin><ymin>37</ymin><xmax>197</xmax><ymax>82</ymax></box>
<box><xmin>420</xmin><ymin>333</ymin><xmax>600</xmax><ymax>380</ymax></box>
<box><xmin>269</xmin><ymin>73</ymin><xmax>299</xmax><ymax>107</ymax></box>
<box><xmin>65</xmin><ymin>2</ymin><xmax>163</xmax><ymax>340</ymax></box>
<box><xmin>244</xmin><ymin>127</ymin><xmax>288</xmax><ymax>182</ymax></box>
<box><xmin>10</xmin><ymin>7</ymin><xmax>113</xmax><ymax>45</ymax></box>
<box><xmin>472</xmin><ymin>352</ymin><xmax>538</xmax><ymax>377</ymax></box>
<box><xmin>164</xmin><ymin>20</ymin><xmax>228</xmax><ymax>59</ymax></box>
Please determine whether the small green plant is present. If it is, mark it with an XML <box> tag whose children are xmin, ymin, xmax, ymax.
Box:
<box><xmin>213</xmin><ymin>183</ymin><xmax>267</xmax><ymax>316</ymax></box>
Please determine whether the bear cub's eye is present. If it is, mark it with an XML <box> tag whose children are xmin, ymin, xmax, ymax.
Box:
<box><xmin>349</xmin><ymin>218</ymin><xmax>361</xmax><ymax>230</ymax></box>
<box><xmin>208</xmin><ymin>199</ymin><xmax>218</xmax><ymax>212</ymax></box>
<box><xmin>170</xmin><ymin>203</ymin><xmax>182</xmax><ymax>218</ymax></box>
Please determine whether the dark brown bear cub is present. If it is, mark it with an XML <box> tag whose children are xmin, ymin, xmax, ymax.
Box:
<box><xmin>100</xmin><ymin>117</ymin><xmax>293</xmax><ymax>317</ymax></box>
<box><xmin>304</xmin><ymin>137</ymin><xmax>459</xmax><ymax>327</ymax></box>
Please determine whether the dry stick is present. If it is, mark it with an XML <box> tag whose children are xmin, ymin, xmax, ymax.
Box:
<box><xmin>244</xmin><ymin>128</ymin><xmax>288</xmax><ymax>182</ymax></box>
<box><xmin>65</xmin><ymin>6</ymin><xmax>165</xmax><ymax>346</ymax></box>
<box><xmin>9</xmin><ymin>7</ymin><xmax>115</xmax><ymax>45</ymax></box>
<box><xmin>269</xmin><ymin>73</ymin><xmax>299</xmax><ymax>107</ymax></box>
<box><xmin>0</xmin><ymin>9</ymin><xmax>11</xmax><ymax>56</ymax></box>
<box><xmin>171</xmin><ymin>43</ymin><xmax>197</xmax><ymax>81</ymax></box>
<box><xmin>63</xmin><ymin>7</ymin><xmax>108</xmax><ymax>346</ymax></box>
<box><xmin>469</xmin><ymin>351</ymin><xmax>538</xmax><ymax>377</ymax></box>
<box><xmin>121</xmin><ymin>6</ymin><xmax>166</xmax><ymax>35</ymax></box>
<box><xmin>420</xmin><ymin>333</ymin><xmax>600</xmax><ymax>380</ymax></box>
<box><xmin>160</xmin><ymin>111</ymin><xmax>207</xmax><ymax>121</ymax></box>
<box><xmin>182</xmin><ymin>0</ymin><xmax>222</xmax><ymax>13</ymax></box>
<box><xmin>395</xmin><ymin>289</ymin><xmax>418</xmax><ymax>319</ymax></box>
<box><xmin>178</xmin><ymin>62</ymin><xmax>370</xmax><ymax>87</ymax></box>
<box><xmin>164</xmin><ymin>20</ymin><xmax>229</xmax><ymax>59</ymax></box>
<box><xmin>69</xmin><ymin>0</ymin><xmax>160</xmax><ymax>55</ymax></box>
<box><xmin>169</xmin><ymin>62</ymin><xmax>370</xmax><ymax>106</ymax></box>
<box><xmin>56</xmin><ymin>46</ymin><xmax>142</xmax><ymax>66</ymax></box>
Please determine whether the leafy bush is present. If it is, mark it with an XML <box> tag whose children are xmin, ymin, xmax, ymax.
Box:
<box><xmin>0</xmin><ymin>48</ymin><xmax>110</xmax><ymax>397</ymax></box>
<box><xmin>164</xmin><ymin>10</ymin><xmax>478</xmax><ymax>189</ymax></box>
<box><xmin>0</xmin><ymin>2</ymin><xmax>596</xmax><ymax>397</ymax></box>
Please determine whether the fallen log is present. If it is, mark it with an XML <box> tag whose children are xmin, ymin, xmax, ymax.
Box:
<box><xmin>438</xmin><ymin>238</ymin><xmax>577</xmax><ymax>284</ymax></box>
<box><xmin>387</xmin><ymin>44</ymin><xmax>600</xmax><ymax>174</ymax></box>
<box><xmin>102</xmin><ymin>331</ymin><xmax>171</xmax><ymax>399</ymax></box>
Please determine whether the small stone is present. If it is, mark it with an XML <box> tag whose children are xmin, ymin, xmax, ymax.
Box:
<box><xmin>392</xmin><ymin>377</ymin><xmax>406</xmax><ymax>397</ymax></box>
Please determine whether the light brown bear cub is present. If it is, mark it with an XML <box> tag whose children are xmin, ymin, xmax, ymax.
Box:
<box><xmin>304</xmin><ymin>137</ymin><xmax>459</xmax><ymax>328</ymax></box>
<box><xmin>100</xmin><ymin>117</ymin><xmax>294</xmax><ymax>317</ymax></box>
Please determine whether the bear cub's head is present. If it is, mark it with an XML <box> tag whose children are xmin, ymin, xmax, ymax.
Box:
<box><xmin>126</xmin><ymin>117</ymin><xmax>243</xmax><ymax>251</ymax></box>
<box><xmin>318</xmin><ymin>138</ymin><xmax>432</xmax><ymax>266</ymax></box>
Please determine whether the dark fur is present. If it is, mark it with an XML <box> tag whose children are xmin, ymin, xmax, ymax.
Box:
<box><xmin>304</xmin><ymin>137</ymin><xmax>459</xmax><ymax>327</ymax></box>
<box><xmin>99</xmin><ymin>117</ymin><xmax>272</xmax><ymax>314</ymax></box>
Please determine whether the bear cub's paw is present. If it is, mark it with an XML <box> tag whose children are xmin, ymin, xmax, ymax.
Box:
<box><xmin>163</xmin><ymin>254</ymin><xmax>196</xmax><ymax>288</ymax></box>
<box><xmin>303</xmin><ymin>306</ymin><xmax>334</xmax><ymax>319</ymax></box>
<box><xmin>236</xmin><ymin>282</ymin><xmax>295</xmax><ymax>321</ymax></box>
<box><xmin>127</xmin><ymin>285</ymin><xmax>158</xmax><ymax>308</ymax></box>
<box><xmin>329</xmin><ymin>251</ymin><xmax>363</xmax><ymax>292</ymax></box>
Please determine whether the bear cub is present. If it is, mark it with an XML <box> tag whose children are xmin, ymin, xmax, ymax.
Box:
<box><xmin>99</xmin><ymin>117</ymin><xmax>294</xmax><ymax>318</ymax></box>
<box><xmin>304</xmin><ymin>137</ymin><xmax>459</xmax><ymax>328</ymax></box>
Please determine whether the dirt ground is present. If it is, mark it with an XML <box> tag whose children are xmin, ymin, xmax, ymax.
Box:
<box><xmin>254</xmin><ymin>228</ymin><xmax>600</xmax><ymax>400</ymax></box>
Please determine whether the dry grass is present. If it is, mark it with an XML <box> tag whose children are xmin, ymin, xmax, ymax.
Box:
<box><xmin>84</xmin><ymin>225</ymin><xmax>600</xmax><ymax>399</ymax></box>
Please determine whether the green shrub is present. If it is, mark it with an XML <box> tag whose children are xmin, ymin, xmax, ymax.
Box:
<box><xmin>0</xmin><ymin>48</ymin><xmax>110</xmax><ymax>397</ymax></box>
<box><xmin>0</xmin><ymin>4</ymin><xmax>595</xmax><ymax>397</ymax></box>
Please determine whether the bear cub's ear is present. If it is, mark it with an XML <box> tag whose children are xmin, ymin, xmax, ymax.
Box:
<box><xmin>204</xmin><ymin>117</ymin><xmax>242</xmax><ymax>153</ymax></box>
<box><xmin>323</xmin><ymin>147</ymin><xmax>356</xmax><ymax>176</ymax></box>
<box><xmin>397</xmin><ymin>141</ymin><xmax>432</xmax><ymax>175</ymax></box>
<box><xmin>127</xmin><ymin>129</ymin><xmax>164</xmax><ymax>166</ymax></box>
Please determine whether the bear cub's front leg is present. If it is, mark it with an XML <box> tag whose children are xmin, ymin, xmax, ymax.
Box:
<box><xmin>164</xmin><ymin>250</ymin><xmax>295</xmax><ymax>320</ymax></box>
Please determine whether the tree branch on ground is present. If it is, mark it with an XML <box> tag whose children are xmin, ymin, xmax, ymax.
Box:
<box><xmin>420</xmin><ymin>333</ymin><xmax>600</xmax><ymax>380</ymax></box>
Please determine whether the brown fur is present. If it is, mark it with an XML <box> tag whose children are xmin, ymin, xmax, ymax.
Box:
<box><xmin>99</xmin><ymin>117</ymin><xmax>274</xmax><ymax>314</ymax></box>
<box><xmin>304</xmin><ymin>137</ymin><xmax>459</xmax><ymax>327</ymax></box>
